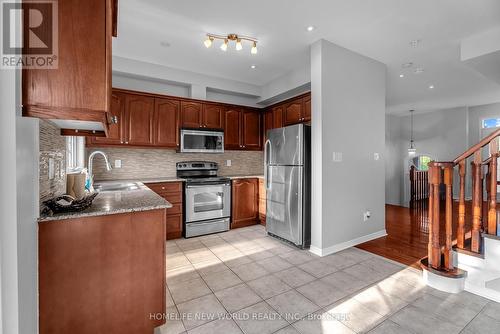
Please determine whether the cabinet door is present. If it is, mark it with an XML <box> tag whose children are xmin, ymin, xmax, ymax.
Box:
<box><xmin>303</xmin><ymin>94</ymin><xmax>311</xmax><ymax>122</ymax></box>
<box><xmin>125</xmin><ymin>95</ymin><xmax>154</xmax><ymax>146</ymax></box>
<box><xmin>232</xmin><ymin>179</ymin><xmax>259</xmax><ymax>228</ymax></box>
<box><xmin>181</xmin><ymin>101</ymin><xmax>203</xmax><ymax>128</ymax></box>
<box><xmin>89</xmin><ymin>91</ymin><xmax>125</xmax><ymax>145</ymax></box>
<box><xmin>154</xmin><ymin>98</ymin><xmax>180</xmax><ymax>148</ymax></box>
<box><xmin>284</xmin><ymin>98</ymin><xmax>303</xmax><ymax>125</ymax></box>
<box><xmin>203</xmin><ymin>104</ymin><xmax>224</xmax><ymax>129</ymax></box>
<box><xmin>263</xmin><ymin>110</ymin><xmax>273</xmax><ymax>142</ymax></box>
<box><xmin>272</xmin><ymin>105</ymin><xmax>284</xmax><ymax>128</ymax></box>
<box><xmin>242</xmin><ymin>110</ymin><xmax>262</xmax><ymax>150</ymax></box>
<box><xmin>224</xmin><ymin>108</ymin><xmax>242</xmax><ymax>150</ymax></box>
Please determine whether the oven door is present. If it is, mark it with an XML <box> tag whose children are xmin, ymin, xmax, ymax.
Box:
<box><xmin>180</xmin><ymin>129</ymin><xmax>224</xmax><ymax>153</ymax></box>
<box><xmin>185</xmin><ymin>183</ymin><xmax>231</xmax><ymax>222</ymax></box>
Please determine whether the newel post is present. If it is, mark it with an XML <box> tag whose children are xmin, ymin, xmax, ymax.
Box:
<box><xmin>428</xmin><ymin>162</ymin><xmax>442</xmax><ymax>269</ymax></box>
<box><xmin>488</xmin><ymin>139</ymin><xmax>498</xmax><ymax>236</ymax></box>
<box><xmin>443</xmin><ymin>165</ymin><xmax>454</xmax><ymax>270</ymax></box>
<box><xmin>457</xmin><ymin>161</ymin><xmax>466</xmax><ymax>249</ymax></box>
<box><xmin>471</xmin><ymin>151</ymin><xmax>483</xmax><ymax>253</ymax></box>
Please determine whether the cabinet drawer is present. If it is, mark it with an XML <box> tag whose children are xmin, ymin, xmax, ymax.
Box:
<box><xmin>163</xmin><ymin>193</ymin><xmax>182</xmax><ymax>204</ymax></box>
<box><xmin>167</xmin><ymin>202</ymin><xmax>182</xmax><ymax>216</ymax></box>
<box><xmin>147</xmin><ymin>182</ymin><xmax>182</xmax><ymax>194</ymax></box>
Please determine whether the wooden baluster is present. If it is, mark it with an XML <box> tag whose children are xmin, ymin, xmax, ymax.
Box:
<box><xmin>489</xmin><ymin>138</ymin><xmax>498</xmax><ymax>236</ymax></box>
<box><xmin>444</xmin><ymin>165</ymin><xmax>453</xmax><ymax>270</ymax></box>
<box><xmin>471</xmin><ymin>151</ymin><xmax>482</xmax><ymax>253</ymax></box>
<box><xmin>410</xmin><ymin>166</ymin><xmax>415</xmax><ymax>208</ymax></box>
<box><xmin>428</xmin><ymin>163</ymin><xmax>441</xmax><ymax>269</ymax></box>
<box><xmin>457</xmin><ymin>161</ymin><xmax>466</xmax><ymax>249</ymax></box>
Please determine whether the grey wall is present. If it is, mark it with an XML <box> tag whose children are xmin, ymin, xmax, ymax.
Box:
<box><xmin>311</xmin><ymin>39</ymin><xmax>386</xmax><ymax>255</ymax></box>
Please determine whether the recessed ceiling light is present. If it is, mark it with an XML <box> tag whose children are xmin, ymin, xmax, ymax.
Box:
<box><xmin>399</xmin><ymin>74</ymin><xmax>405</xmax><ymax>78</ymax></box>
<box><xmin>402</xmin><ymin>62</ymin><xmax>413</xmax><ymax>69</ymax></box>
<box><xmin>306</xmin><ymin>26</ymin><xmax>315</xmax><ymax>32</ymax></box>
<box><xmin>410</xmin><ymin>39</ymin><xmax>421</xmax><ymax>48</ymax></box>
<box><xmin>414</xmin><ymin>68</ymin><xmax>425</xmax><ymax>74</ymax></box>
<box><xmin>160</xmin><ymin>41</ymin><xmax>171</xmax><ymax>48</ymax></box>
<box><xmin>429</xmin><ymin>85</ymin><xmax>435</xmax><ymax>89</ymax></box>
<box><xmin>250</xmin><ymin>65</ymin><xmax>257</xmax><ymax>69</ymax></box>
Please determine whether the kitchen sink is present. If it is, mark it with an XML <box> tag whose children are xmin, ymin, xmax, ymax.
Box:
<box><xmin>93</xmin><ymin>182</ymin><xmax>142</xmax><ymax>192</ymax></box>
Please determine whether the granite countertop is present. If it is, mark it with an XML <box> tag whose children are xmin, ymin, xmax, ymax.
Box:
<box><xmin>225</xmin><ymin>175</ymin><xmax>264</xmax><ymax>180</ymax></box>
<box><xmin>38</xmin><ymin>182</ymin><xmax>172</xmax><ymax>222</ymax></box>
<box><xmin>95</xmin><ymin>175</ymin><xmax>264</xmax><ymax>184</ymax></box>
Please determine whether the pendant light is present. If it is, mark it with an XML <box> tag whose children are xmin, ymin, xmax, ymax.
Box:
<box><xmin>408</xmin><ymin>109</ymin><xmax>416</xmax><ymax>156</ymax></box>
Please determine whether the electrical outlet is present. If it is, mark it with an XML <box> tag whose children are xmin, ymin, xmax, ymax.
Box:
<box><xmin>114</xmin><ymin>160</ymin><xmax>122</xmax><ymax>168</ymax></box>
<box><xmin>374</xmin><ymin>153</ymin><xmax>380</xmax><ymax>161</ymax></box>
<box><xmin>363</xmin><ymin>210</ymin><xmax>371</xmax><ymax>222</ymax></box>
<box><xmin>226</xmin><ymin>160</ymin><xmax>232</xmax><ymax>167</ymax></box>
<box><xmin>48</xmin><ymin>158</ymin><xmax>55</xmax><ymax>180</ymax></box>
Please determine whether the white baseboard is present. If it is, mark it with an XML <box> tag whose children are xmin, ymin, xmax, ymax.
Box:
<box><xmin>308</xmin><ymin>229</ymin><xmax>387</xmax><ymax>257</ymax></box>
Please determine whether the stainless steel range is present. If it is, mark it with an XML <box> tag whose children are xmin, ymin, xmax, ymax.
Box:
<box><xmin>177</xmin><ymin>161</ymin><xmax>231</xmax><ymax>238</ymax></box>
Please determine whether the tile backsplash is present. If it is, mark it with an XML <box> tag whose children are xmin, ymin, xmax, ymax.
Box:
<box><xmin>89</xmin><ymin>147</ymin><xmax>264</xmax><ymax>181</ymax></box>
<box><xmin>39</xmin><ymin>120</ymin><xmax>66</xmax><ymax>205</ymax></box>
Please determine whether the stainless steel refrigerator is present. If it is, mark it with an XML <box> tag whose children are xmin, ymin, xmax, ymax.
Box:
<box><xmin>264</xmin><ymin>123</ymin><xmax>311</xmax><ymax>248</ymax></box>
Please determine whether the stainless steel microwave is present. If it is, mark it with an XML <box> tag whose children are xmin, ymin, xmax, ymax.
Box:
<box><xmin>180</xmin><ymin>129</ymin><xmax>224</xmax><ymax>153</ymax></box>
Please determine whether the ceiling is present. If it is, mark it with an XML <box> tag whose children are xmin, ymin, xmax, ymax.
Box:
<box><xmin>113</xmin><ymin>0</ymin><xmax>500</xmax><ymax>112</ymax></box>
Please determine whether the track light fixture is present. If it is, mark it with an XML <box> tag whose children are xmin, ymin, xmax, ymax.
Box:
<box><xmin>204</xmin><ymin>33</ymin><xmax>258</xmax><ymax>54</ymax></box>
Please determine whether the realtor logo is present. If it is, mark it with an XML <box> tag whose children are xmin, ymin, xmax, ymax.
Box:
<box><xmin>1</xmin><ymin>0</ymin><xmax>58</xmax><ymax>69</ymax></box>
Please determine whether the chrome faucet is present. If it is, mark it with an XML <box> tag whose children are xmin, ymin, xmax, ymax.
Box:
<box><xmin>87</xmin><ymin>151</ymin><xmax>112</xmax><ymax>191</ymax></box>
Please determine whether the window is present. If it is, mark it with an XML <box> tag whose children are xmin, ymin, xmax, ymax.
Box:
<box><xmin>66</xmin><ymin>136</ymin><xmax>86</xmax><ymax>173</ymax></box>
<box><xmin>482</xmin><ymin>118</ymin><xmax>500</xmax><ymax>129</ymax></box>
<box><xmin>411</xmin><ymin>155</ymin><xmax>431</xmax><ymax>171</ymax></box>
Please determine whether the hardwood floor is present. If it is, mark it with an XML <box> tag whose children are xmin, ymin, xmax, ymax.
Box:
<box><xmin>356</xmin><ymin>201</ymin><xmax>478</xmax><ymax>270</ymax></box>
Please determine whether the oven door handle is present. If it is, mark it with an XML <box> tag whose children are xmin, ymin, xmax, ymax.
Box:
<box><xmin>186</xmin><ymin>183</ymin><xmax>230</xmax><ymax>189</ymax></box>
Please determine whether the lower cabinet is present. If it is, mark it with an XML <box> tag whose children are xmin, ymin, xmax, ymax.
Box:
<box><xmin>231</xmin><ymin>178</ymin><xmax>259</xmax><ymax>229</ymax></box>
<box><xmin>258</xmin><ymin>178</ymin><xmax>266</xmax><ymax>225</ymax></box>
<box><xmin>147</xmin><ymin>181</ymin><xmax>183</xmax><ymax>239</ymax></box>
<box><xmin>38</xmin><ymin>210</ymin><xmax>166</xmax><ymax>334</ymax></box>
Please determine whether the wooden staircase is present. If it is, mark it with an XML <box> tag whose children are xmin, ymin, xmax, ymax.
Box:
<box><xmin>422</xmin><ymin>128</ymin><xmax>500</xmax><ymax>274</ymax></box>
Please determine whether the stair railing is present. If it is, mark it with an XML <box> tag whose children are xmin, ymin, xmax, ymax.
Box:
<box><xmin>426</xmin><ymin>128</ymin><xmax>500</xmax><ymax>272</ymax></box>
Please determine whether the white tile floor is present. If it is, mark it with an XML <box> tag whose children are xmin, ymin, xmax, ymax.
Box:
<box><xmin>155</xmin><ymin>225</ymin><xmax>500</xmax><ymax>334</ymax></box>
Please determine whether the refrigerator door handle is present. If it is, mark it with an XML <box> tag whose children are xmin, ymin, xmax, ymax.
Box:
<box><xmin>264</xmin><ymin>139</ymin><xmax>272</xmax><ymax>190</ymax></box>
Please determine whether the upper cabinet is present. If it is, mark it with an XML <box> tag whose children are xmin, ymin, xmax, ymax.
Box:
<box><xmin>154</xmin><ymin>98</ymin><xmax>180</xmax><ymax>148</ymax></box>
<box><xmin>88</xmin><ymin>92</ymin><xmax>125</xmax><ymax>146</ymax></box>
<box><xmin>22</xmin><ymin>0</ymin><xmax>116</xmax><ymax>134</ymax></box>
<box><xmin>242</xmin><ymin>110</ymin><xmax>262</xmax><ymax>150</ymax></box>
<box><xmin>203</xmin><ymin>104</ymin><xmax>224</xmax><ymax>129</ymax></box>
<box><xmin>125</xmin><ymin>95</ymin><xmax>155</xmax><ymax>146</ymax></box>
<box><xmin>181</xmin><ymin>102</ymin><xmax>224</xmax><ymax>129</ymax></box>
<box><xmin>224</xmin><ymin>108</ymin><xmax>262</xmax><ymax>151</ymax></box>
<box><xmin>180</xmin><ymin>101</ymin><xmax>203</xmax><ymax>129</ymax></box>
<box><xmin>284</xmin><ymin>99</ymin><xmax>303</xmax><ymax>125</ymax></box>
<box><xmin>224</xmin><ymin>108</ymin><xmax>242</xmax><ymax>150</ymax></box>
<box><xmin>303</xmin><ymin>95</ymin><xmax>311</xmax><ymax>122</ymax></box>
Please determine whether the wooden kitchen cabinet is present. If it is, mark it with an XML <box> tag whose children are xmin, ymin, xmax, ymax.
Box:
<box><xmin>154</xmin><ymin>98</ymin><xmax>180</xmax><ymax>148</ymax></box>
<box><xmin>242</xmin><ymin>110</ymin><xmax>262</xmax><ymax>150</ymax></box>
<box><xmin>284</xmin><ymin>98</ymin><xmax>304</xmax><ymax>125</ymax></box>
<box><xmin>22</xmin><ymin>0</ymin><xmax>115</xmax><ymax>134</ymax></box>
<box><xmin>263</xmin><ymin>105</ymin><xmax>284</xmax><ymax>141</ymax></box>
<box><xmin>303</xmin><ymin>94</ymin><xmax>311</xmax><ymax>122</ymax></box>
<box><xmin>224</xmin><ymin>108</ymin><xmax>242</xmax><ymax>150</ymax></box>
<box><xmin>203</xmin><ymin>104</ymin><xmax>224</xmax><ymax>129</ymax></box>
<box><xmin>38</xmin><ymin>210</ymin><xmax>166</xmax><ymax>334</ymax></box>
<box><xmin>88</xmin><ymin>91</ymin><xmax>125</xmax><ymax>145</ymax></box>
<box><xmin>232</xmin><ymin>178</ymin><xmax>259</xmax><ymax>229</ymax></box>
<box><xmin>181</xmin><ymin>101</ymin><xmax>203</xmax><ymax>129</ymax></box>
<box><xmin>224</xmin><ymin>108</ymin><xmax>262</xmax><ymax>150</ymax></box>
<box><xmin>125</xmin><ymin>94</ymin><xmax>155</xmax><ymax>146</ymax></box>
<box><xmin>258</xmin><ymin>178</ymin><xmax>266</xmax><ymax>225</ymax></box>
<box><xmin>147</xmin><ymin>181</ymin><xmax>184</xmax><ymax>239</ymax></box>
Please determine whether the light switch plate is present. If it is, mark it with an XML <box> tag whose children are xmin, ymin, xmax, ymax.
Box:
<box><xmin>114</xmin><ymin>160</ymin><xmax>122</xmax><ymax>168</ymax></box>
<box><xmin>332</xmin><ymin>152</ymin><xmax>343</xmax><ymax>162</ymax></box>
<box><xmin>226</xmin><ymin>160</ymin><xmax>232</xmax><ymax>167</ymax></box>
<box><xmin>374</xmin><ymin>153</ymin><xmax>380</xmax><ymax>161</ymax></box>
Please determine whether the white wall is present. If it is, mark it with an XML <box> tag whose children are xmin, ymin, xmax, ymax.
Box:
<box><xmin>113</xmin><ymin>72</ymin><xmax>190</xmax><ymax>97</ymax></box>
<box><xmin>259</xmin><ymin>65</ymin><xmax>311</xmax><ymax>105</ymax></box>
<box><xmin>384</xmin><ymin>104</ymin><xmax>500</xmax><ymax>206</ymax></box>
<box><xmin>310</xmin><ymin>39</ymin><xmax>386</xmax><ymax>256</ymax></box>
